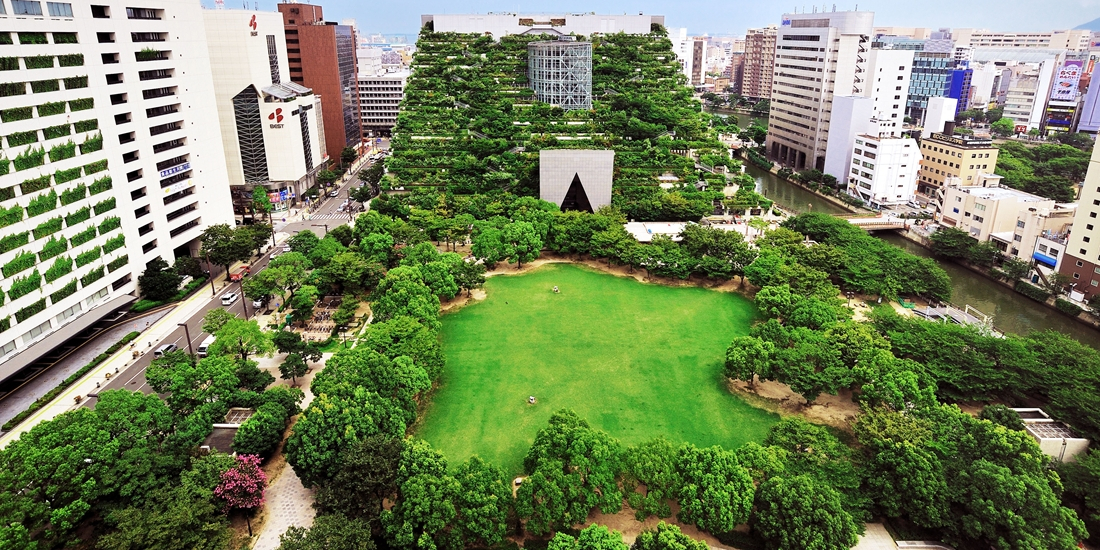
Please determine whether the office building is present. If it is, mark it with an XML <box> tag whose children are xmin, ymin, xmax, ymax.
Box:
<box><xmin>922</xmin><ymin>97</ymin><xmax>958</xmax><ymax>139</ymax></box>
<box><xmin>823</xmin><ymin>96</ymin><xmax>874</xmax><ymax>182</ymax></box>
<box><xmin>539</xmin><ymin>150</ymin><xmax>613</xmax><ymax>212</ymax></box>
<box><xmin>989</xmin><ymin>203</ymin><xmax>1075</xmax><ymax>268</ymax></box>
<box><xmin>421</xmin><ymin>13</ymin><xmax>663</xmax><ymax>39</ymax></box>
<box><xmin>845</xmin><ymin>135</ymin><xmax>920</xmax><ymax>207</ymax></box>
<box><xmin>1058</xmin><ymin>144</ymin><xmax>1100</xmax><ymax>300</ymax></box>
<box><xmin>907</xmin><ymin>51</ymin><xmax>953</xmax><ymax>121</ymax></box>
<box><xmin>0</xmin><ymin>0</ymin><xmax>234</xmax><ymax>380</ymax></box>
<box><xmin>357</xmin><ymin>70</ymin><xmax>407</xmax><ymax>136</ymax></box>
<box><xmin>203</xmin><ymin>9</ymin><xmax>325</xmax><ymax>217</ymax></box>
<box><xmin>952</xmin><ymin>28</ymin><xmax>1090</xmax><ymax>52</ymax></box>
<box><xmin>766</xmin><ymin>10</ymin><xmax>875</xmax><ymax>171</ymax></box>
<box><xmin>740</xmin><ymin>25</ymin><xmax>775</xmax><ymax>100</ymax></box>
<box><xmin>865</xmin><ymin>48</ymin><xmax>913</xmax><ymax>136</ymax></box>
<box><xmin>689</xmin><ymin>36</ymin><xmax>707</xmax><ymax>86</ymax></box>
<box><xmin>1077</xmin><ymin>62</ymin><xmax>1100</xmax><ymax>134</ymax></box>
<box><xmin>278</xmin><ymin>2</ymin><xmax>361</xmax><ymax>161</ymax></box>
<box><xmin>937</xmin><ymin>173</ymin><xmax>1056</xmax><ymax>242</ymax></box>
<box><xmin>917</xmin><ymin>130</ymin><xmax>998</xmax><ymax>197</ymax></box>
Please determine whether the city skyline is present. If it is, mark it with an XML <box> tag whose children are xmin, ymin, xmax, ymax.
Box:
<box><xmin>205</xmin><ymin>0</ymin><xmax>1099</xmax><ymax>37</ymax></box>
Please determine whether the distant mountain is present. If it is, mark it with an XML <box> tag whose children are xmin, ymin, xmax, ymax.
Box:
<box><xmin>1075</xmin><ymin>17</ymin><xmax>1100</xmax><ymax>30</ymax></box>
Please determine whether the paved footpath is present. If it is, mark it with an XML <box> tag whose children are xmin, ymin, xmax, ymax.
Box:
<box><xmin>854</xmin><ymin>524</ymin><xmax>899</xmax><ymax>550</ymax></box>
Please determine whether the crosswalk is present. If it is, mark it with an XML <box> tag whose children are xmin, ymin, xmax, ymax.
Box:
<box><xmin>309</xmin><ymin>213</ymin><xmax>355</xmax><ymax>220</ymax></box>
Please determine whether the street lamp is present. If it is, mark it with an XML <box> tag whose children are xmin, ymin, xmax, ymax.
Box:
<box><xmin>178</xmin><ymin>322</ymin><xmax>195</xmax><ymax>360</ymax></box>
<box><xmin>204</xmin><ymin>252</ymin><xmax>217</xmax><ymax>298</ymax></box>
<box><xmin>846</xmin><ymin>291</ymin><xmax>855</xmax><ymax>307</ymax></box>
<box><xmin>239</xmin><ymin>278</ymin><xmax>250</xmax><ymax>319</ymax></box>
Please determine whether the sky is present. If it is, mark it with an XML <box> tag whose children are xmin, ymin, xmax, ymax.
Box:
<box><xmin>217</xmin><ymin>0</ymin><xmax>1100</xmax><ymax>37</ymax></box>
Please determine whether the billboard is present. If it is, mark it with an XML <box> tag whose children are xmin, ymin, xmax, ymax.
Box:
<box><xmin>1051</xmin><ymin>60</ymin><xmax>1084</xmax><ymax>101</ymax></box>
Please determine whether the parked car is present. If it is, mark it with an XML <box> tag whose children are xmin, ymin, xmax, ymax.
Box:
<box><xmin>328</xmin><ymin>190</ymin><xmax>340</xmax><ymax>197</ymax></box>
<box><xmin>221</xmin><ymin>292</ymin><xmax>239</xmax><ymax>306</ymax></box>
<box><xmin>252</xmin><ymin>295</ymin><xmax>269</xmax><ymax>309</ymax></box>
<box><xmin>154</xmin><ymin>344</ymin><xmax>178</xmax><ymax>357</ymax></box>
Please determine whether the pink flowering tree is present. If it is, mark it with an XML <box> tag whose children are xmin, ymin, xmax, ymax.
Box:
<box><xmin>215</xmin><ymin>454</ymin><xmax>267</xmax><ymax>536</ymax></box>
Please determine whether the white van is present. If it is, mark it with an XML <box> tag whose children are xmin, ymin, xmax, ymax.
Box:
<box><xmin>196</xmin><ymin>335</ymin><xmax>216</xmax><ymax>358</ymax></box>
<box><xmin>221</xmin><ymin>292</ymin><xmax>239</xmax><ymax>306</ymax></box>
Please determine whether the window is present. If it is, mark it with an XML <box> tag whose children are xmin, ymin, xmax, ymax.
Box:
<box><xmin>55</xmin><ymin>302</ymin><xmax>81</xmax><ymax>323</ymax></box>
<box><xmin>22</xmin><ymin>320</ymin><xmax>52</xmax><ymax>343</ymax></box>
<box><xmin>85</xmin><ymin>287</ymin><xmax>108</xmax><ymax>307</ymax></box>
<box><xmin>1074</xmin><ymin>273</ymin><xmax>1081</xmax><ymax>279</ymax></box>
<box><xmin>1017</xmin><ymin>220</ymin><xmax>1026</xmax><ymax>228</ymax></box>
<box><xmin>46</xmin><ymin>2</ymin><xmax>72</xmax><ymax>16</ymax></box>
<box><xmin>1014</xmin><ymin>234</ymin><xmax>1023</xmax><ymax>242</ymax></box>
<box><xmin>12</xmin><ymin>0</ymin><xmax>43</xmax><ymax>15</ymax></box>
<box><xmin>1092</xmin><ymin>280</ymin><xmax>1098</xmax><ymax>287</ymax></box>
<box><xmin>1088</xmin><ymin>225</ymin><xmax>1094</xmax><ymax>231</ymax></box>
<box><xmin>1039</xmin><ymin>245</ymin><xmax>1048</xmax><ymax>253</ymax></box>
<box><xmin>0</xmin><ymin>341</ymin><xmax>14</xmax><ymax>357</ymax></box>
<box><xmin>952</xmin><ymin>207</ymin><xmax>960</xmax><ymax>213</ymax></box>
<box><xmin>1077</xmin><ymin>260</ymin><xmax>1084</xmax><ymax>267</ymax></box>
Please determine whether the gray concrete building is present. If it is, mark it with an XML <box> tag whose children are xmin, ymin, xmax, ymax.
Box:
<box><xmin>539</xmin><ymin>150</ymin><xmax>614</xmax><ymax>212</ymax></box>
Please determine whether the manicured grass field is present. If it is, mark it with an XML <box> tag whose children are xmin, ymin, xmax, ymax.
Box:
<box><xmin>416</xmin><ymin>263</ymin><xmax>779</xmax><ymax>474</ymax></box>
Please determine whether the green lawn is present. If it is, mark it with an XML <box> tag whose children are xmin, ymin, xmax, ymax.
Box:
<box><xmin>416</xmin><ymin>263</ymin><xmax>779</xmax><ymax>474</ymax></box>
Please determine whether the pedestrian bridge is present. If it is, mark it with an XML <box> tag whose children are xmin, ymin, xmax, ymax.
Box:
<box><xmin>844</xmin><ymin>216</ymin><xmax>908</xmax><ymax>231</ymax></box>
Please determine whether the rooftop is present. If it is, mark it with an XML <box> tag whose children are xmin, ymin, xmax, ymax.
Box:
<box><xmin>956</xmin><ymin>185</ymin><xmax>1050</xmax><ymax>202</ymax></box>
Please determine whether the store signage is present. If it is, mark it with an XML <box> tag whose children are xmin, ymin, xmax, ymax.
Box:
<box><xmin>162</xmin><ymin>180</ymin><xmax>193</xmax><ymax>195</ymax></box>
<box><xmin>159</xmin><ymin>162</ymin><xmax>190</xmax><ymax>178</ymax></box>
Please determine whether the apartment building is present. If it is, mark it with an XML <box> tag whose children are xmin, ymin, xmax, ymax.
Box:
<box><xmin>357</xmin><ymin>70</ymin><xmax>406</xmax><ymax>136</ymax></box>
<box><xmin>937</xmin><ymin>173</ymin><xmax>1056</xmax><ymax>242</ymax></box>
<box><xmin>1059</xmin><ymin>144</ymin><xmax>1100</xmax><ymax>300</ymax></box>
<box><xmin>989</xmin><ymin>204</ymin><xmax>1075</xmax><ymax>269</ymax></box>
<box><xmin>766</xmin><ymin>10</ymin><xmax>875</xmax><ymax>171</ymax></box>
<box><xmin>740</xmin><ymin>25</ymin><xmax>775</xmax><ymax>100</ymax></box>
<box><xmin>278</xmin><ymin>2</ymin><xmax>361</xmax><ymax>160</ymax></box>
<box><xmin>689</xmin><ymin>36</ymin><xmax>706</xmax><ymax>86</ymax></box>
<box><xmin>0</xmin><ymin>0</ymin><xmax>233</xmax><ymax>381</ymax></box>
<box><xmin>845</xmin><ymin>134</ymin><xmax>919</xmax><ymax>207</ymax></box>
<box><xmin>917</xmin><ymin>131</ymin><xmax>998</xmax><ymax>197</ymax></box>
<box><xmin>203</xmin><ymin>9</ymin><xmax>325</xmax><ymax>217</ymax></box>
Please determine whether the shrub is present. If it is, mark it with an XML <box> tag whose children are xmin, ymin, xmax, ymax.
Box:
<box><xmin>23</xmin><ymin>55</ymin><xmax>53</xmax><ymax>69</ymax></box>
<box><xmin>42</xmin><ymin>124</ymin><xmax>71</xmax><ymax>140</ymax></box>
<box><xmin>80</xmin><ymin>266</ymin><xmax>105</xmax><ymax>287</ymax></box>
<box><xmin>3</xmin><ymin>251</ymin><xmax>36</xmax><ymax>278</ymax></box>
<box><xmin>36</xmin><ymin>101</ymin><xmax>65</xmax><ymax>117</ymax></box>
<box><xmin>98</xmin><ymin>216</ymin><xmax>120</xmax><ymax>234</ymax></box>
<box><xmin>0</xmin><ymin>106</ymin><xmax>32</xmax><ymax>121</ymax></box>
<box><xmin>0</xmin><ymin>82</ymin><xmax>25</xmax><ymax>97</ymax></box>
<box><xmin>15</xmin><ymin>298</ymin><xmax>47</xmax><ymax>323</ymax></box>
<box><xmin>0</xmin><ymin>57</ymin><xmax>16</xmax><ymax>71</ymax></box>
<box><xmin>32</xmin><ymin>216</ymin><xmax>62</xmax><ymax>239</ymax></box>
<box><xmin>60</xmin><ymin>183</ymin><xmax>86</xmax><ymax>205</ymax></box>
<box><xmin>79</xmin><ymin>132</ymin><xmax>102</xmax><ymax>154</ymax></box>
<box><xmin>83</xmin><ymin>159</ymin><xmax>107</xmax><ymax>174</ymax></box>
<box><xmin>89</xmin><ymin>176</ymin><xmax>111</xmax><ymax>194</ymax></box>
<box><xmin>52</xmin><ymin>32</ymin><xmax>78</xmax><ymax>44</ymax></box>
<box><xmin>103</xmin><ymin>234</ymin><xmax>125</xmax><ymax>253</ymax></box>
<box><xmin>67</xmin><ymin>96</ymin><xmax>93</xmax><ymax>110</ymax></box>
<box><xmin>93</xmin><ymin>197</ymin><xmax>115</xmax><ymax>215</ymax></box>
<box><xmin>0</xmin><ymin>187</ymin><xmax>12</xmax><ymax>201</ymax></box>
<box><xmin>1014</xmin><ymin>280</ymin><xmax>1050</xmax><ymax>302</ymax></box>
<box><xmin>70</xmin><ymin>226</ymin><xmax>96</xmax><ymax>247</ymax></box>
<box><xmin>44</xmin><ymin>257</ymin><xmax>73</xmax><ymax>283</ymax></box>
<box><xmin>18</xmin><ymin>32</ymin><xmax>47</xmax><ymax>45</ymax></box>
<box><xmin>30</xmin><ymin>79</ymin><xmax>58</xmax><ymax>93</ymax></box>
<box><xmin>0</xmin><ymin>204</ymin><xmax>22</xmax><ymax>228</ymax></box>
<box><xmin>26</xmin><ymin>190</ymin><xmax>57</xmax><ymax>217</ymax></box>
<box><xmin>54</xmin><ymin>166</ymin><xmax>82</xmax><ymax>184</ymax></box>
<box><xmin>50</xmin><ymin>280</ymin><xmax>77</xmax><ymax>303</ymax></box>
<box><xmin>0</xmin><ymin>317</ymin><xmax>8</xmax><ymax>333</ymax></box>
<box><xmin>1055</xmin><ymin>298</ymin><xmax>1083</xmax><ymax>317</ymax></box>
<box><xmin>7</xmin><ymin>130</ymin><xmax>38</xmax><ymax>147</ymax></box>
<box><xmin>75</xmin><ymin>246</ymin><xmax>101</xmax><ymax>267</ymax></box>
<box><xmin>0</xmin><ymin>33</ymin><xmax>12</xmax><ymax>45</ymax></box>
<box><xmin>48</xmin><ymin>140</ymin><xmax>76</xmax><ymax>162</ymax></box>
<box><xmin>233</xmin><ymin>402</ymin><xmax>288</xmax><ymax>457</ymax></box>
<box><xmin>13</xmin><ymin>146</ymin><xmax>45</xmax><ymax>172</ymax></box>
<box><xmin>57</xmin><ymin>54</ymin><xmax>83</xmax><ymax>67</ymax></box>
<box><xmin>63</xmin><ymin>76</ymin><xmax>88</xmax><ymax>90</ymax></box>
<box><xmin>8</xmin><ymin>270</ymin><xmax>42</xmax><ymax>300</ymax></box>
<box><xmin>107</xmin><ymin>255</ymin><xmax>128</xmax><ymax>273</ymax></box>
<box><xmin>0</xmin><ymin>231</ymin><xmax>29</xmax><ymax>254</ymax></box>
<box><xmin>38</xmin><ymin>236</ymin><xmax>67</xmax><ymax>261</ymax></box>
<box><xmin>73</xmin><ymin>119</ymin><xmax>98</xmax><ymax>133</ymax></box>
<box><xmin>19</xmin><ymin>174</ymin><xmax>51</xmax><ymax>194</ymax></box>
<box><xmin>64</xmin><ymin>206</ymin><xmax>90</xmax><ymax>227</ymax></box>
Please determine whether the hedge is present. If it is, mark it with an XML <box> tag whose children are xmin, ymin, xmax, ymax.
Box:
<box><xmin>93</xmin><ymin>197</ymin><xmax>115</xmax><ymax>215</ymax></box>
<box><xmin>49</xmin><ymin>279</ymin><xmax>76</xmax><ymax>303</ymax></box>
<box><xmin>60</xmin><ymin>183</ymin><xmax>86</xmax><ymax>205</ymax></box>
<box><xmin>2</xmin><ymin>251</ymin><xmax>35</xmax><ymax>278</ymax></box>
<box><xmin>75</xmin><ymin>246</ymin><xmax>101</xmax><ymax>268</ymax></box>
<box><xmin>0</xmin><ymin>186</ymin><xmax>12</xmax><ymax>201</ymax></box>
<box><xmin>26</xmin><ymin>190</ymin><xmax>57</xmax><ymax>217</ymax></box>
<box><xmin>131</xmin><ymin>277</ymin><xmax>208</xmax><ymax>312</ymax></box>
<box><xmin>1014</xmin><ymin>280</ymin><xmax>1051</xmax><ymax>302</ymax></box>
<box><xmin>68</xmin><ymin>96</ymin><xmax>93</xmax><ymax>110</ymax></box>
<box><xmin>54</xmin><ymin>166</ymin><xmax>82</xmax><ymax>184</ymax></box>
<box><xmin>1055</xmin><ymin>298</ymin><xmax>1083</xmax><ymax>317</ymax></box>
<box><xmin>43</xmin><ymin>256</ymin><xmax>72</xmax><ymax>283</ymax></box>
<box><xmin>13</xmin><ymin>146</ymin><xmax>45</xmax><ymax>172</ymax></box>
<box><xmin>89</xmin><ymin>176</ymin><xmax>111</xmax><ymax>195</ymax></box>
<box><xmin>0</xmin><ymin>106</ymin><xmax>32</xmax><ymax>122</ymax></box>
<box><xmin>14</xmin><ymin>297</ymin><xmax>46</xmax><ymax>322</ymax></box>
<box><xmin>1</xmin><ymin>330</ymin><xmax>141</xmax><ymax>431</ymax></box>
<box><xmin>20</xmin><ymin>174</ymin><xmax>51</xmax><ymax>194</ymax></box>
<box><xmin>30</xmin><ymin>79</ymin><xmax>58</xmax><ymax>93</ymax></box>
<box><xmin>107</xmin><ymin>255</ymin><xmax>128</xmax><ymax>273</ymax></box>
<box><xmin>7</xmin><ymin>130</ymin><xmax>38</xmax><ymax>147</ymax></box>
<box><xmin>64</xmin><ymin>76</ymin><xmax>89</xmax><ymax>90</ymax></box>
<box><xmin>83</xmin><ymin>159</ymin><xmax>107</xmax><ymax>174</ymax></box>
<box><xmin>64</xmin><ymin>206</ymin><xmax>90</xmax><ymax>227</ymax></box>
<box><xmin>38</xmin><ymin>236</ymin><xmax>67</xmax><ymax>261</ymax></box>
<box><xmin>0</xmin><ymin>204</ymin><xmax>23</xmax><ymax>228</ymax></box>
<box><xmin>73</xmin><ymin>119</ymin><xmax>98</xmax><ymax>133</ymax></box>
<box><xmin>23</xmin><ymin>55</ymin><xmax>53</xmax><ymax>69</ymax></box>
<box><xmin>80</xmin><ymin>133</ymin><xmax>102</xmax><ymax>154</ymax></box>
<box><xmin>103</xmin><ymin>234</ymin><xmax>125</xmax><ymax>253</ymax></box>
<box><xmin>48</xmin><ymin>140</ymin><xmax>76</xmax><ymax>162</ymax></box>
<box><xmin>79</xmin><ymin>266</ymin><xmax>105</xmax><ymax>287</ymax></box>
<box><xmin>0</xmin><ymin>33</ymin><xmax>11</xmax><ymax>45</ymax></box>
<box><xmin>0</xmin><ymin>82</ymin><xmax>25</xmax><ymax>97</ymax></box>
<box><xmin>53</xmin><ymin>32</ymin><xmax>78</xmax><ymax>44</ymax></box>
<box><xmin>32</xmin><ymin>216</ymin><xmax>62</xmax><ymax>240</ymax></box>
<box><xmin>0</xmin><ymin>57</ymin><xmax>16</xmax><ymax>71</ymax></box>
<box><xmin>0</xmin><ymin>316</ymin><xmax>8</xmax><ymax>333</ymax></box>
<box><xmin>37</xmin><ymin>101</ymin><xmax>66</xmax><ymax>117</ymax></box>
<box><xmin>18</xmin><ymin>32</ymin><xmax>47</xmax><ymax>45</ymax></box>
<box><xmin>57</xmin><ymin>54</ymin><xmax>83</xmax><ymax>67</ymax></box>
<box><xmin>42</xmin><ymin>124</ymin><xmax>71</xmax><ymax>140</ymax></box>
<box><xmin>8</xmin><ymin>270</ymin><xmax>42</xmax><ymax>300</ymax></box>
<box><xmin>98</xmin><ymin>216</ymin><xmax>120</xmax><ymax>234</ymax></box>
<box><xmin>0</xmin><ymin>231</ymin><xmax>30</xmax><ymax>254</ymax></box>
<box><xmin>69</xmin><ymin>226</ymin><xmax>96</xmax><ymax>247</ymax></box>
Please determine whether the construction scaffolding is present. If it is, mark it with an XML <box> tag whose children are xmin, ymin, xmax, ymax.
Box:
<box><xmin>528</xmin><ymin>38</ymin><xmax>592</xmax><ymax>111</ymax></box>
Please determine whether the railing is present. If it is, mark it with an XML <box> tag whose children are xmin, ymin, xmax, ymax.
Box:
<box><xmin>169</xmin><ymin>219</ymin><xmax>198</xmax><ymax>237</ymax></box>
<box><xmin>165</xmin><ymin>203</ymin><xmax>195</xmax><ymax>222</ymax></box>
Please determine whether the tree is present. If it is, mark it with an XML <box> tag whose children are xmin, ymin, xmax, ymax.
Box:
<box><xmin>317</xmin><ymin>169</ymin><xmax>339</xmax><ymax>185</ymax></box>
<box><xmin>173</xmin><ymin>255</ymin><xmax>205</xmax><ymax>279</ymax></box>
<box><xmin>1052</xmin><ymin>131</ymin><xmax>1094</xmax><ymax>150</ymax></box>
<box><xmin>550</xmin><ymin>524</ymin><xmax>628</xmax><ymax>550</ymax></box>
<box><xmin>632</xmin><ymin>522</ymin><xmax>709</xmax><ymax>550</ymax></box>
<box><xmin>208</xmin><ymin>319</ymin><xmax>274</xmax><ymax>365</ymax></box>
<box><xmin>1041</xmin><ymin>272</ymin><xmax>1073</xmax><ymax>296</ymax></box>
<box><xmin>991</xmin><ymin>117</ymin><xmax>1015</xmax><ymax>137</ymax></box>
<box><xmin>452</xmin><ymin>260</ymin><xmax>486</xmax><ymax>297</ymax></box>
<box><xmin>453</xmin><ymin>456</ymin><xmax>513</xmax><ymax>546</ymax></box>
<box><xmin>147</xmin><ymin>354</ymin><xmax>239</xmax><ymax>416</ymax></box>
<box><xmin>341</xmin><ymin>146</ymin><xmax>358</xmax><ymax>166</ymax></box>
<box><xmin>382</xmin><ymin>440</ymin><xmax>461</xmax><ymax>550</ymax></box>
<box><xmin>288</xmin><ymin>230</ymin><xmax>320</xmax><ymax>255</ymax></box>
<box><xmin>215</xmin><ymin>454</ymin><xmax>267</xmax><ymax>535</ymax></box>
<box><xmin>359</xmin><ymin>315</ymin><xmax>446</xmax><ymax>381</ymax></box>
<box><xmin>234</xmin><ymin>403</ymin><xmax>288</xmax><ymax>458</ymax></box>
<box><xmin>200</xmin><ymin>223</ymin><xmax>251</xmax><ymax>276</ymax></box>
<box><xmin>278</xmin><ymin>513</ymin><xmax>377</xmax><ymax>550</ymax></box>
<box><xmin>752</xmin><ymin>475</ymin><xmax>859</xmax><ymax>550</ymax></box>
<box><xmin>372</xmin><ymin>266</ymin><xmax>441</xmax><ymax>330</ymax></box>
<box><xmin>676</xmin><ymin>444</ymin><xmax>754</xmax><ymax>534</ymax></box>
<box><xmin>979</xmin><ymin>404</ymin><xmax>1025</xmax><ymax>431</ymax></box>
<box><xmin>96</xmin><ymin>484</ymin><xmax>231</xmax><ymax>550</ymax></box>
<box><xmin>623</xmin><ymin>437</ymin><xmax>680</xmax><ymax>520</ymax></box>
<box><xmin>315</xmin><ymin>435</ymin><xmax>404</xmax><ymax>523</ymax></box>
<box><xmin>725</xmin><ymin>336</ymin><xmax>775</xmax><ymax>388</ymax></box>
<box><xmin>929</xmin><ymin>227</ymin><xmax>976</xmax><ymax>259</ymax></box>
<box><xmin>138</xmin><ymin>257</ymin><xmax>182</xmax><ymax>301</ymax></box>
<box><xmin>472</xmin><ymin>227</ymin><xmax>507</xmax><ymax>267</ymax></box>
<box><xmin>1001</xmin><ymin>257</ymin><xmax>1031</xmax><ymax>281</ymax></box>
<box><xmin>201</xmin><ymin>308</ymin><xmax>235</xmax><ymax>337</ymax></box>
<box><xmin>290</xmin><ymin>284</ymin><xmax>320</xmax><ymax>323</ymax></box>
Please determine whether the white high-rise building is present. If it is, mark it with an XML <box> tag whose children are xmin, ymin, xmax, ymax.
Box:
<box><xmin>358</xmin><ymin>70</ymin><xmax>407</xmax><ymax>136</ymax></box>
<box><xmin>864</xmin><ymin>49</ymin><xmax>913</xmax><ymax>136</ymax></box>
<box><xmin>845</xmin><ymin>134</ymin><xmax>920</xmax><ymax>207</ymax></box>
<box><xmin>0</xmin><ymin>0</ymin><xmax>234</xmax><ymax>380</ymax></box>
<box><xmin>952</xmin><ymin>28</ymin><xmax>1090</xmax><ymax>52</ymax></box>
<box><xmin>767</xmin><ymin>10</ymin><xmax>875</xmax><ymax>171</ymax></box>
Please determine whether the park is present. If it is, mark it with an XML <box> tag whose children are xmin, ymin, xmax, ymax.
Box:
<box><xmin>416</xmin><ymin>263</ymin><xmax>777</xmax><ymax>473</ymax></box>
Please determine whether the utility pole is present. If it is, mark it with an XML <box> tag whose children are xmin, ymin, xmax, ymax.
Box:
<box><xmin>239</xmin><ymin>278</ymin><xmax>250</xmax><ymax>319</ymax></box>
<box><xmin>178</xmin><ymin>322</ymin><xmax>195</xmax><ymax>360</ymax></box>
